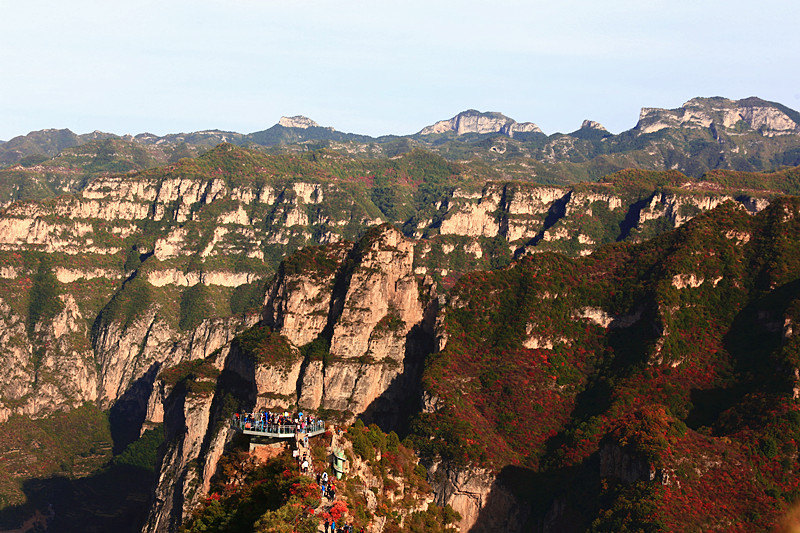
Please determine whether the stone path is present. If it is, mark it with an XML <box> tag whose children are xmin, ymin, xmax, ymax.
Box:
<box><xmin>292</xmin><ymin>430</ymin><xmax>352</xmax><ymax>533</ymax></box>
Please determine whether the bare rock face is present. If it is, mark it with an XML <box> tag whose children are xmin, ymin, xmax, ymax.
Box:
<box><xmin>438</xmin><ymin>184</ymin><xmax>504</xmax><ymax>238</ymax></box>
<box><xmin>0</xmin><ymin>294</ymin><xmax>98</xmax><ymax>422</ymax></box>
<box><xmin>267</xmin><ymin>225</ymin><xmax>433</xmax><ymax>418</ymax></box>
<box><xmin>253</xmin><ymin>355</ymin><xmax>304</xmax><ymax>411</ymax></box>
<box><xmin>144</xmin><ymin>225</ymin><xmax>437</xmax><ymax>531</ymax></box>
<box><xmin>298</xmin><ymin>359</ymin><xmax>324</xmax><ymax>409</ymax></box>
<box><xmin>0</xmin><ymin>300</ymin><xmax>36</xmax><ymax>421</ymax></box>
<box><xmin>427</xmin><ymin>462</ymin><xmax>529</xmax><ymax>533</ymax></box>
<box><xmin>36</xmin><ymin>294</ymin><xmax>98</xmax><ymax>404</ymax></box>
<box><xmin>264</xmin><ymin>241</ymin><xmax>351</xmax><ymax>346</ymax></box>
<box><xmin>635</xmin><ymin>97</ymin><xmax>800</xmax><ymax>136</ymax></box>
<box><xmin>143</xmin><ymin>387</ymin><xmax>221</xmax><ymax>533</ymax></box>
<box><xmin>278</xmin><ymin>115</ymin><xmax>321</xmax><ymax>129</ymax></box>
<box><xmin>420</xmin><ymin>109</ymin><xmax>543</xmax><ymax>137</ymax></box>
<box><xmin>580</xmin><ymin>119</ymin><xmax>608</xmax><ymax>132</ymax></box>
<box><xmin>330</xmin><ymin>227</ymin><xmax>423</xmax><ymax>360</ymax></box>
<box><xmin>93</xmin><ymin>307</ymin><xmax>255</xmax><ymax>408</ymax></box>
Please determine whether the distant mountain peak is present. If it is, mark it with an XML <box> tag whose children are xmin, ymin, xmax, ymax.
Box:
<box><xmin>636</xmin><ymin>97</ymin><xmax>800</xmax><ymax>137</ymax></box>
<box><xmin>278</xmin><ymin>116</ymin><xmax>320</xmax><ymax>129</ymax></box>
<box><xmin>580</xmin><ymin>120</ymin><xmax>607</xmax><ymax>132</ymax></box>
<box><xmin>419</xmin><ymin>109</ymin><xmax>542</xmax><ymax>137</ymax></box>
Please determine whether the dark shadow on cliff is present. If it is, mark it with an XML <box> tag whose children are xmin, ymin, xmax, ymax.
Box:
<box><xmin>196</xmin><ymin>341</ymin><xmax>259</xmax><ymax>474</ymax></box>
<box><xmin>688</xmin><ymin>279</ymin><xmax>800</xmax><ymax>432</ymax></box>
<box><xmin>360</xmin><ymin>320</ymin><xmax>436</xmax><ymax>437</ymax></box>
<box><xmin>723</xmin><ymin>279</ymin><xmax>800</xmax><ymax>387</ymax></box>
<box><xmin>526</xmin><ymin>191</ymin><xmax>571</xmax><ymax>247</ymax></box>
<box><xmin>0</xmin><ymin>463</ymin><xmax>156</xmax><ymax>533</ymax></box>
<box><xmin>605</xmin><ymin>304</ymin><xmax>661</xmax><ymax>374</ymax></box>
<box><xmin>467</xmin><ymin>457</ymin><xmax>600</xmax><ymax>533</ymax></box>
<box><xmin>146</xmin><ymin>343</ymin><xmax>259</xmax><ymax>533</ymax></box>
<box><xmin>616</xmin><ymin>197</ymin><xmax>652</xmax><ymax>242</ymax></box>
<box><xmin>109</xmin><ymin>363</ymin><xmax>160</xmax><ymax>454</ymax></box>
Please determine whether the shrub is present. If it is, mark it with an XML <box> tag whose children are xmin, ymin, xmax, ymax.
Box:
<box><xmin>27</xmin><ymin>259</ymin><xmax>63</xmax><ymax>333</ymax></box>
<box><xmin>230</xmin><ymin>281</ymin><xmax>265</xmax><ymax>315</ymax></box>
<box><xmin>759</xmin><ymin>437</ymin><xmax>778</xmax><ymax>458</ymax></box>
<box><xmin>237</xmin><ymin>324</ymin><xmax>297</xmax><ymax>366</ymax></box>
<box><xmin>179</xmin><ymin>284</ymin><xmax>212</xmax><ymax>330</ymax></box>
<box><xmin>300</xmin><ymin>337</ymin><xmax>330</xmax><ymax>365</ymax></box>
<box><xmin>160</xmin><ymin>358</ymin><xmax>220</xmax><ymax>396</ymax></box>
<box><xmin>102</xmin><ymin>276</ymin><xmax>153</xmax><ymax>328</ymax></box>
<box><xmin>112</xmin><ymin>425</ymin><xmax>164</xmax><ymax>472</ymax></box>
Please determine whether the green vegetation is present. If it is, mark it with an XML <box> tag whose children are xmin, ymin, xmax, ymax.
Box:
<box><xmin>179</xmin><ymin>284</ymin><xmax>213</xmax><ymax>330</ymax></box>
<box><xmin>112</xmin><ymin>425</ymin><xmax>164</xmax><ymax>472</ymax></box>
<box><xmin>181</xmin><ymin>452</ymin><xmax>321</xmax><ymax>533</ymax></box>
<box><xmin>300</xmin><ymin>336</ymin><xmax>331</xmax><ymax>364</ymax></box>
<box><xmin>123</xmin><ymin>247</ymin><xmax>142</xmax><ymax>273</ymax></box>
<box><xmin>412</xmin><ymin>198</ymin><xmax>800</xmax><ymax>530</ymax></box>
<box><xmin>4</xmin><ymin>103</ymin><xmax>800</xmax><ymax>532</ymax></box>
<box><xmin>100</xmin><ymin>276</ymin><xmax>154</xmax><ymax>329</ymax></box>
<box><xmin>229</xmin><ymin>281</ymin><xmax>265</xmax><ymax>315</ymax></box>
<box><xmin>0</xmin><ymin>404</ymin><xmax>112</xmax><ymax>508</ymax></box>
<box><xmin>160</xmin><ymin>358</ymin><xmax>220</xmax><ymax>396</ymax></box>
<box><xmin>26</xmin><ymin>259</ymin><xmax>63</xmax><ymax>334</ymax></box>
<box><xmin>337</xmin><ymin>421</ymin><xmax>457</xmax><ymax>532</ymax></box>
<box><xmin>397</xmin><ymin>504</ymin><xmax>461</xmax><ymax>533</ymax></box>
<box><xmin>237</xmin><ymin>324</ymin><xmax>297</xmax><ymax>367</ymax></box>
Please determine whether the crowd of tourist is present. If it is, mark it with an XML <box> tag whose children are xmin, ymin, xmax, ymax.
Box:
<box><xmin>292</xmin><ymin>439</ymin><xmax>311</xmax><ymax>473</ymax></box>
<box><xmin>232</xmin><ymin>410</ymin><xmax>322</xmax><ymax>434</ymax></box>
<box><xmin>232</xmin><ymin>409</ymin><xmax>367</xmax><ymax>531</ymax></box>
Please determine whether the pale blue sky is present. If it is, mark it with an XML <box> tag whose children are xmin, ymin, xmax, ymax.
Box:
<box><xmin>1</xmin><ymin>0</ymin><xmax>799</xmax><ymax>140</ymax></box>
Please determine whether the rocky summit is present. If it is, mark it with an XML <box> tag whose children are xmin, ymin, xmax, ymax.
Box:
<box><xmin>635</xmin><ymin>96</ymin><xmax>800</xmax><ymax>136</ymax></box>
<box><xmin>2</xmin><ymin>99</ymin><xmax>800</xmax><ymax>533</ymax></box>
<box><xmin>418</xmin><ymin>109</ymin><xmax>543</xmax><ymax>137</ymax></box>
<box><xmin>278</xmin><ymin>115</ymin><xmax>323</xmax><ymax>129</ymax></box>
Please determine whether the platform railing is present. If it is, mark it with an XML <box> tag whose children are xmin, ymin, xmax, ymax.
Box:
<box><xmin>232</xmin><ymin>417</ymin><xmax>325</xmax><ymax>438</ymax></box>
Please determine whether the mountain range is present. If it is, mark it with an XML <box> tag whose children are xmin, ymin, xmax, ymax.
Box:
<box><xmin>3</xmin><ymin>96</ymin><xmax>800</xmax><ymax>186</ymax></box>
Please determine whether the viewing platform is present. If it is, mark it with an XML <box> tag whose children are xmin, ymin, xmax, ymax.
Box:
<box><xmin>232</xmin><ymin>418</ymin><xmax>326</xmax><ymax>439</ymax></box>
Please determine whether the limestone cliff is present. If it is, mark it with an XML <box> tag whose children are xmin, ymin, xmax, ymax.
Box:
<box><xmin>142</xmin><ymin>225</ymin><xmax>437</xmax><ymax>531</ymax></box>
<box><xmin>419</xmin><ymin>109</ymin><xmax>543</xmax><ymax>137</ymax></box>
<box><xmin>264</xmin><ymin>224</ymin><xmax>435</xmax><ymax>420</ymax></box>
<box><xmin>635</xmin><ymin>96</ymin><xmax>800</xmax><ymax>136</ymax></box>
<box><xmin>278</xmin><ymin>115</ymin><xmax>321</xmax><ymax>129</ymax></box>
<box><xmin>0</xmin><ymin>145</ymin><xmax>781</xmax><ymax>426</ymax></box>
<box><xmin>426</xmin><ymin>462</ymin><xmax>529</xmax><ymax>533</ymax></box>
<box><xmin>580</xmin><ymin>119</ymin><xmax>608</xmax><ymax>132</ymax></box>
<box><xmin>428</xmin><ymin>180</ymin><xmax>771</xmax><ymax>258</ymax></box>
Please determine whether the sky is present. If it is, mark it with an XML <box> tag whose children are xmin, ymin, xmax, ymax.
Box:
<box><xmin>1</xmin><ymin>0</ymin><xmax>799</xmax><ymax>140</ymax></box>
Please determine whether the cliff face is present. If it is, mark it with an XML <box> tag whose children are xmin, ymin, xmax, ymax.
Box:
<box><xmin>0</xmin><ymin>294</ymin><xmax>97</xmax><ymax>423</ymax></box>
<box><xmin>142</xmin><ymin>225</ymin><xmax>436</xmax><ymax>531</ymax></box>
<box><xmin>419</xmin><ymin>109</ymin><xmax>543</xmax><ymax>137</ymax></box>
<box><xmin>277</xmin><ymin>115</ymin><xmax>321</xmax><ymax>129</ymax></box>
<box><xmin>0</xmin><ymin>144</ymin><xmax>783</xmax><ymax>426</ymax></box>
<box><xmin>428</xmin><ymin>179</ymin><xmax>771</xmax><ymax>258</ymax></box>
<box><xmin>143</xmin><ymin>199</ymin><xmax>789</xmax><ymax>532</ymax></box>
<box><xmin>635</xmin><ymin>96</ymin><xmax>800</xmax><ymax>136</ymax></box>
<box><xmin>5</xmin><ymin>97</ymin><xmax>800</xmax><ymax>199</ymax></box>
<box><xmin>427</xmin><ymin>462</ymin><xmax>529</xmax><ymax>533</ymax></box>
<box><xmin>264</xmin><ymin>225</ymin><xmax>433</xmax><ymax>419</ymax></box>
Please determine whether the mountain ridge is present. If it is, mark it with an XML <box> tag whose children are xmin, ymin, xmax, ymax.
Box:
<box><xmin>3</xmin><ymin>96</ymin><xmax>800</xmax><ymax>192</ymax></box>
